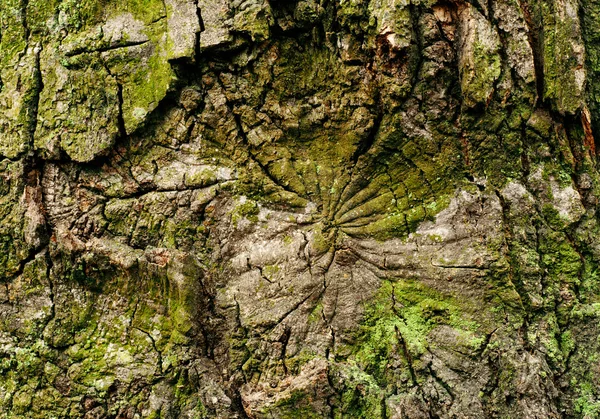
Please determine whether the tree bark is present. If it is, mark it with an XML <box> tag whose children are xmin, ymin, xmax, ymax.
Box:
<box><xmin>1</xmin><ymin>0</ymin><xmax>600</xmax><ymax>417</ymax></box>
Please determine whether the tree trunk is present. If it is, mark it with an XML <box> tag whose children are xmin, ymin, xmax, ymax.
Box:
<box><xmin>1</xmin><ymin>0</ymin><xmax>600</xmax><ymax>417</ymax></box>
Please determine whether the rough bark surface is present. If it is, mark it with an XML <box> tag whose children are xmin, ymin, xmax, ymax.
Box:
<box><xmin>2</xmin><ymin>0</ymin><xmax>600</xmax><ymax>417</ymax></box>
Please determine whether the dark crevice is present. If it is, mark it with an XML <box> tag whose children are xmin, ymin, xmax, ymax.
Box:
<box><xmin>351</xmin><ymin>110</ymin><xmax>384</xmax><ymax>165</ymax></box>
<box><xmin>195</xmin><ymin>0</ymin><xmax>204</xmax><ymax>60</ymax></box>
<box><xmin>263</xmin><ymin>289</ymin><xmax>318</xmax><ymax>332</ymax></box>
<box><xmin>405</xmin><ymin>3</ymin><xmax>425</xmax><ymax>100</ymax></box>
<box><xmin>279</xmin><ymin>326</ymin><xmax>291</xmax><ymax>374</ymax></box>
<box><xmin>396</xmin><ymin>325</ymin><xmax>418</xmax><ymax>386</ymax></box>
<box><xmin>228</xmin><ymin>100</ymin><xmax>305</xmax><ymax>199</ymax></box>
<box><xmin>28</xmin><ymin>42</ymin><xmax>43</xmax><ymax>143</ymax></box>
<box><xmin>134</xmin><ymin>326</ymin><xmax>164</xmax><ymax>376</ymax></box>
<box><xmin>115</xmin><ymin>83</ymin><xmax>128</xmax><ymax>139</ymax></box>
<box><xmin>428</xmin><ymin>364</ymin><xmax>455</xmax><ymax>402</ymax></box>
<box><xmin>63</xmin><ymin>40</ymin><xmax>151</xmax><ymax>58</ymax></box>
<box><xmin>518</xmin><ymin>0</ymin><xmax>545</xmax><ymax>104</ymax></box>
<box><xmin>466</xmin><ymin>0</ymin><xmax>489</xmax><ymax>20</ymax></box>
<box><xmin>487</xmin><ymin>0</ymin><xmax>494</xmax><ymax>21</ymax></box>
<box><xmin>4</xmin><ymin>154</ymin><xmax>49</xmax><ymax>283</ymax></box>
<box><xmin>390</xmin><ymin>282</ymin><xmax>419</xmax><ymax>387</ymax></box>
<box><xmin>19</xmin><ymin>0</ymin><xmax>30</xmax><ymax>40</ymax></box>
<box><xmin>494</xmin><ymin>188</ymin><xmax>529</xmax><ymax>311</ymax></box>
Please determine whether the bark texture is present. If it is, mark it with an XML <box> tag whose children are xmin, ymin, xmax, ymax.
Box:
<box><xmin>2</xmin><ymin>0</ymin><xmax>600</xmax><ymax>417</ymax></box>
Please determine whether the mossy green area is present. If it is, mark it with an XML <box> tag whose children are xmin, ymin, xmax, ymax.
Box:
<box><xmin>29</xmin><ymin>0</ymin><xmax>182</xmax><ymax>161</ymax></box>
<box><xmin>329</xmin><ymin>363</ymin><xmax>387</xmax><ymax>418</ymax></box>
<box><xmin>583</xmin><ymin>0</ymin><xmax>600</xmax><ymax>141</ymax></box>
<box><xmin>270</xmin><ymin>390</ymin><xmax>324</xmax><ymax>419</ymax></box>
<box><xmin>231</xmin><ymin>199</ymin><xmax>260</xmax><ymax>226</ymax></box>
<box><xmin>0</xmin><ymin>160</ymin><xmax>32</xmax><ymax>279</ymax></box>
<box><xmin>539</xmin><ymin>0</ymin><xmax>585</xmax><ymax>114</ymax></box>
<box><xmin>57</xmin><ymin>0</ymin><xmax>110</xmax><ymax>30</ymax></box>
<box><xmin>0</xmin><ymin>245</ymin><xmax>208</xmax><ymax>418</ymax></box>
<box><xmin>349</xmin><ymin>280</ymin><xmax>484</xmax><ymax>387</ymax></box>
<box><xmin>213</xmin><ymin>33</ymin><xmax>464</xmax><ymax>240</ymax></box>
<box><xmin>57</xmin><ymin>0</ymin><xmax>165</xmax><ymax>30</ymax></box>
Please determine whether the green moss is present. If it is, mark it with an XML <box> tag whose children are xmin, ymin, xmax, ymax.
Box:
<box><xmin>308</xmin><ymin>301</ymin><xmax>324</xmax><ymax>324</ymax></box>
<box><xmin>285</xmin><ymin>351</ymin><xmax>319</xmax><ymax>375</ymax></box>
<box><xmin>540</xmin><ymin>0</ymin><xmax>585</xmax><ymax>114</ymax></box>
<box><xmin>123</xmin><ymin>0</ymin><xmax>166</xmax><ymax>24</ymax></box>
<box><xmin>330</xmin><ymin>363</ymin><xmax>384</xmax><ymax>419</ymax></box>
<box><xmin>310</xmin><ymin>227</ymin><xmax>333</xmax><ymax>254</ymax></box>
<box><xmin>232</xmin><ymin>0</ymin><xmax>273</xmax><ymax>42</ymax></box>
<box><xmin>270</xmin><ymin>390</ymin><xmax>323</xmax><ymax>419</ymax></box>
<box><xmin>58</xmin><ymin>0</ymin><xmax>109</xmax><ymax>30</ymax></box>
<box><xmin>351</xmin><ymin>280</ymin><xmax>482</xmax><ymax>388</ymax></box>
<box><xmin>103</xmin><ymin>32</ymin><xmax>174</xmax><ymax>134</ymax></box>
<box><xmin>0</xmin><ymin>0</ymin><xmax>46</xmax><ymax>158</ymax></box>
<box><xmin>541</xmin><ymin>204</ymin><xmax>566</xmax><ymax>229</ymax></box>
<box><xmin>582</xmin><ymin>0</ymin><xmax>600</xmax><ymax>135</ymax></box>
<box><xmin>162</xmin><ymin>219</ymin><xmax>200</xmax><ymax>249</ymax></box>
<box><xmin>539</xmin><ymin>232</ymin><xmax>582</xmax><ymax>286</ymax></box>
<box><xmin>461</xmin><ymin>39</ymin><xmax>502</xmax><ymax>107</ymax></box>
<box><xmin>231</xmin><ymin>199</ymin><xmax>260</xmax><ymax>226</ymax></box>
<box><xmin>338</xmin><ymin>0</ymin><xmax>367</xmax><ymax>20</ymax></box>
<box><xmin>263</xmin><ymin>264</ymin><xmax>280</xmax><ymax>278</ymax></box>
<box><xmin>574</xmin><ymin>382</ymin><xmax>600</xmax><ymax>417</ymax></box>
<box><xmin>184</xmin><ymin>169</ymin><xmax>218</xmax><ymax>188</ymax></box>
